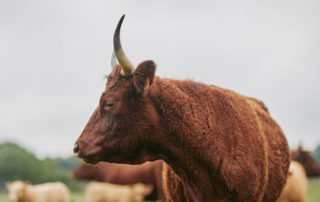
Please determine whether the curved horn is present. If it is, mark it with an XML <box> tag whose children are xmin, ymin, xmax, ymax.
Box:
<box><xmin>111</xmin><ymin>51</ymin><xmax>117</xmax><ymax>68</ymax></box>
<box><xmin>113</xmin><ymin>14</ymin><xmax>134</xmax><ymax>76</ymax></box>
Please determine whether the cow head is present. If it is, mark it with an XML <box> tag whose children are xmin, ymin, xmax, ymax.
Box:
<box><xmin>6</xmin><ymin>181</ymin><xmax>29</xmax><ymax>201</ymax></box>
<box><xmin>74</xmin><ymin>15</ymin><xmax>161</xmax><ymax>165</ymax></box>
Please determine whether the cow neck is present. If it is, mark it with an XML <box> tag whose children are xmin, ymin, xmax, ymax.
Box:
<box><xmin>148</xmin><ymin>77</ymin><xmax>232</xmax><ymax>201</ymax></box>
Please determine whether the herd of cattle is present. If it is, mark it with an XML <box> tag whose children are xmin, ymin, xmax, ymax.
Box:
<box><xmin>5</xmin><ymin>15</ymin><xmax>320</xmax><ymax>201</ymax></box>
<box><xmin>5</xmin><ymin>147</ymin><xmax>320</xmax><ymax>202</ymax></box>
<box><xmin>5</xmin><ymin>180</ymin><xmax>151</xmax><ymax>202</ymax></box>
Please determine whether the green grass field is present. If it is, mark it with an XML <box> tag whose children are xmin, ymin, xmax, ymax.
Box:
<box><xmin>307</xmin><ymin>178</ymin><xmax>320</xmax><ymax>202</ymax></box>
<box><xmin>1</xmin><ymin>178</ymin><xmax>319</xmax><ymax>202</ymax></box>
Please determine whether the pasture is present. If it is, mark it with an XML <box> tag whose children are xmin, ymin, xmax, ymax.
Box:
<box><xmin>1</xmin><ymin>177</ymin><xmax>320</xmax><ymax>202</ymax></box>
<box><xmin>308</xmin><ymin>178</ymin><xmax>320</xmax><ymax>202</ymax></box>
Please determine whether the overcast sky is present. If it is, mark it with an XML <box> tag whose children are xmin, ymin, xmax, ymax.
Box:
<box><xmin>0</xmin><ymin>0</ymin><xmax>319</xmax><ymax>158</ymax></box>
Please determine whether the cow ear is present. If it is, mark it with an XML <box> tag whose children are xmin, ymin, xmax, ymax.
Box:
<box><xmin>133</xmin><ymin>60</ymin><xmax>156</xmax><ymax>96</ymax></box>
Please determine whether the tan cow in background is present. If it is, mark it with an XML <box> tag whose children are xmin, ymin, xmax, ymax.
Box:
<box><xmin>85</xmin><ymin>182</ymin><xmax>152</xmax><ymax>202</ymax></box>
<box><xmin>6</xmin><ymin>181</ymin><xmax>70</xmax><ymax>202</ymax></box>
<box><xmin>277</xmin><ymin>161</ymin><xmax>308</xmax><ymax>202</ymax></box>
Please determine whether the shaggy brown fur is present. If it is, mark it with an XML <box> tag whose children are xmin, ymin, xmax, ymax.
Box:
<box><xmin>291</xmin><ymin>146</ymin><xmax>320</xmax><ymax>177</ymax></box>
<box><xmin>72</xmin><ymin>160</ymin><xmax>165</xmax><ymax>201</ymax></box>
<box><xmin>74</xmin><ymin>61</ymin><xmax>290</xmax><ymax>201</ymax></box>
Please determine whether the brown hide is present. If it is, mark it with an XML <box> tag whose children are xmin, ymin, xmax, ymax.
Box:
<box><xmin>74</xmin><ymin>62</ymin><xmax>290</xmax><ymax>201</ymax></box>
<box><xmin>72</xmin><ymin>160</ymin><xmax>165</xmax><ymax>201</ymax></box>
<box><xmin>73</xmin><ymin>15</ymin><xmax>290</xmax><ymax>202</ymax></box>
<box><xmin>291</xmin><ymin>146</ymin><xmax>320</xmax><ymax>177</ymax></box>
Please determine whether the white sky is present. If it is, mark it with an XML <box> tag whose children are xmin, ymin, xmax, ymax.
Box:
<box><xmin>0</xmin><ymin>0</ymin><xmax>319</xmax><ymax>158</ymax></box>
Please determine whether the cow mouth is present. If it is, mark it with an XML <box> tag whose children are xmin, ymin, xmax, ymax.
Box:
<box><xmin>82</xmin><ymin>155</ymin><xmax>100</xmax><ymax>164</ymax></box>
<box><xmin>100</xmin><ymin>145</ymin><xmax>159</xmax><ymax>164</ymax></box>
<box><xmin>76</xmin><ymin>152</ymin><xmax>100</xmax><ymax>164</ymax></box>
<box><xmin>74</xmin><ymin>147</ymin><xmax>102</xmax><ymax>164</ymax></box>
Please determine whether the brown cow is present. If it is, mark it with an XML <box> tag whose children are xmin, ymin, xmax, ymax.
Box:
<box><xmin>72</xmin><ymin>161</ymin><xmax>165</xmax><ymax>201</ymax></box>
<box><xmin>74</xmin><ymin>15</ymin><xmax>290</xmax><ymax>201</ymax></box>
<box><xmin>291</xmin><ymin>146</ymin><xmax>320</xmax><ymax>177</ymax></box>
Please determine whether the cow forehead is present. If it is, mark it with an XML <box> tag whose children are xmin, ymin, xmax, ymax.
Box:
<box><xmin>106</xmin><ymin>65</ymin><xmax>126</xmax><ymax>89</ymax></box>
<box><xmin>106</xmin><ymin>74</ymin><xmax>120</xmax><ymax>89</ymax></box>
<box><xmin>104</xmin><ymin>78</ymin><xmax>132</xmax><ymax>99</ymax></box>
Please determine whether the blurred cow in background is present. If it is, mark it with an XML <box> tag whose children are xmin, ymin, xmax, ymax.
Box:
<box><xmin>6</xmin><ymin>181</ymin><xmax>70</xmax><ymax>202</ymax></box>
<box><xmin>277</xmin><ymin>161</ymin><xmax>308</xmax><ymax>202</ymax></box>
<box><xmin>291</xmin><ymin>146</ymin><xmax>320</xmax><ymax>177</ymax></box>
<box><xmin>72</xmin><ymin>160</ymin><xmax>165</xmax><ymax>201</ymax></box>
<box><xmin>85</xmin><ymin>182</ymin><xmax>152</xmax><ymax>202</ymax></box>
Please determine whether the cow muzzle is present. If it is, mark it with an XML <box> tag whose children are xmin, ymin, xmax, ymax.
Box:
<box><xmin>73</xmin><ymin>142</ymin><xmax>101</xmax><ymax>164</ymax></box>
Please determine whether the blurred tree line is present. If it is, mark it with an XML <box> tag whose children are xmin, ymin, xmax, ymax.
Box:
<box><xmin>0</xmin><ymin>142</ymin><xmax>84</xmax><ymax>191</ymax></box>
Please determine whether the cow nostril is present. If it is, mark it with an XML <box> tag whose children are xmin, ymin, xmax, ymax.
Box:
<box><xmin>73</xmin><ymin>144</ymin><xmax>80</xmax><ymax>154</ymax></box>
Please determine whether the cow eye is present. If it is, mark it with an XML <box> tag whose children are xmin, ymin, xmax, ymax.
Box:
<box><xmin>106</xmin><ymin>102</ymin><xmax>114</xmax><ymax>107</ymax></box>
<box><xmin>104</xmin><ymin>102</ymin><xmax>114</xmax><ymax>111</ymax></box>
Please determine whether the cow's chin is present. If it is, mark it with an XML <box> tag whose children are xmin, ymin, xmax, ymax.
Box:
<box><xmin>100</xmin><ymin>147</ymin><xmax>160</xmax><ymax>165</ymax></box>
<box><xmin>101</xmin><ymin>156</ymin><xmax>150</xmax><ymax>165</ymax></box>
<box><xmin>82</xmin><ymin>156</ymin><xmax>100</xmax><ymax>164</ymax></box>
